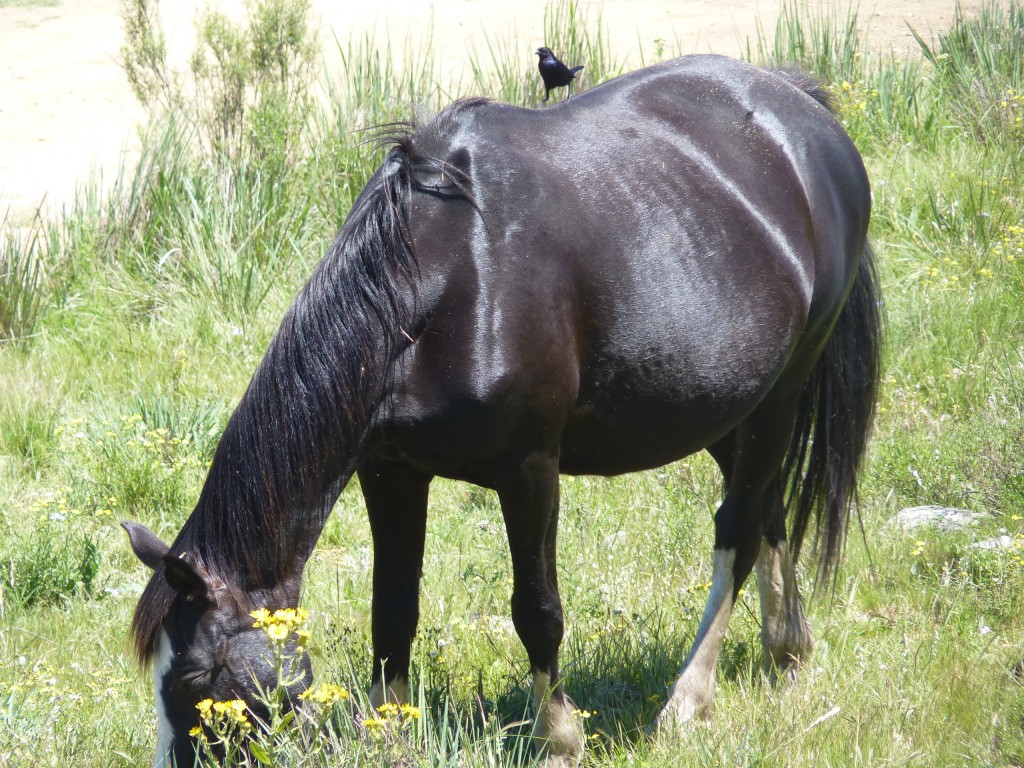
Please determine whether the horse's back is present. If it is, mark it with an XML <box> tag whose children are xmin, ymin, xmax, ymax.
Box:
<box><xmin>411</xmin><ymin>55</ymin><xmax>869</xmax><ymax>310</ymax></box>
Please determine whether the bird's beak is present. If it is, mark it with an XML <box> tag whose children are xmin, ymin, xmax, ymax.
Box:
<box><xmin>535</xmin><ymin>48</ymin><xmax>543</xmax><ymax>55</ymax></box>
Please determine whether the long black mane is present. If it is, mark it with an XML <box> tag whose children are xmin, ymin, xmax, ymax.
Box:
<box><xmin>130</xmin><ymin>138</ymin><xmax>421</xmax><ymax>664</ymax></box>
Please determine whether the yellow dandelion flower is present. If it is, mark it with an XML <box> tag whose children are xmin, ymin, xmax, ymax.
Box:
<box><xmin>196</xmin><ymin>699</ymin><xmax>214</xmax><ymax>718</ymax></box>
<box><xmin>266</xmin><ymin>623</ymin><xmax>289</xmax><ymax>642</ymax></box>
<box><xmin>400</xmin><ymin>703</ymin><xmax>421</xmax><ymax>719</ymax></box>
<box><xmin>377</xmin><ymin>702</ymin><xmax>399</xmax><ymax>717</ymax></box>
<box><xmin>300</xmin><ymin>683</ymin><xmax>350</xmax><ymax>705</ymax></box>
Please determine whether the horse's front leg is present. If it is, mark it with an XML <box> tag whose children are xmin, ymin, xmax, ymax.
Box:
<box><xmin>497</xmin><ymin>451</ymin><xmax>584</xmax><ymax>766</ymax></box>
<box><xmin>359</xmin><ymin>458</ymin><xmax>431</xmax><ymax>708</ymax></box>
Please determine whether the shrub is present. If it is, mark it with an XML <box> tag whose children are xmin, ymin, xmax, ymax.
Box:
<box><xmin>121</xmin><ymin>0</ymin><xmax>318</xmax><ymax>171</ymax></box>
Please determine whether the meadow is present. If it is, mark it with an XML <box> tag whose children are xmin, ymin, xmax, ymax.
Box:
<box><xmin>1</xmin><ymin>0</ymin><xmax>1023</xmax><ymax>765</ymax></box>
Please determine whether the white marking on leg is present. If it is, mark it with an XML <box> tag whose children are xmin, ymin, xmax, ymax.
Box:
<box><xmin>657</xmin><ymin>549</ymin><xmax>736</xmax><ymax>730</ymax></box>
<box><xmin>152</xmin><ymin>631</ymin><xmax>174</xmax><ymax>768</ymax></box>
<box><xmin>755</xmin><ymin>540</ymin><xmax>812</xmax><ymax>676</ymax></box>
<box><xmin>531</xmin><ymin>671</ymin><xmax>584</xmax><ymax>764</ymax></box>
<box><xmin>369</xmin><ymin>675</ymin><xmax>410</xmax><ymax>709</ymax></box>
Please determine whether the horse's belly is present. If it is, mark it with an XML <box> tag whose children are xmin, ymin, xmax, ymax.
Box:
<box><xmin>559</xmin><ymin>395</ymin><xmax>746</xmax><ymax>476</ymax></box>
<box><xmin>558</xmin><ymin>333</ymin><xmax>791</xmax><ymax>475</ymax></box>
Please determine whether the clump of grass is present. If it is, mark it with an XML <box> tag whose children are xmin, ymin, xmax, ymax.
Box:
<box><xmin>41</xmin><ymin>410</ymin><xmax>208</xmax><ymax>526</ymax></box>
<box><xmin>749</xmin><ymin>0</ymin><xmax>863</xmax><ymax>84</ymax></box>
<box><xmin>331</xmin><ymin>31</ymin><xmax>442</xmax><ymax>125</ymax></box>
<box><xmin>114</xmin><ymin>0</ymin><xmax>325</xmax><ymax>316</ymax></box>
<box><xmin>0</xmin><ymin>213</ymin><xmax>70</xmax><ymax>344</ymax></box>
<box><xmin>913</xmin><ymin>0</ymin><xmax>1024</xmax><ymax>141</ymax></box>
<box><xmin>0</xmin><ymin>521</ymin><xmax>101</xmax><ymax>612</ymax></box>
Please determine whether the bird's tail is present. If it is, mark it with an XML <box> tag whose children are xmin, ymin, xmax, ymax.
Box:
<box><xmin>570</xmin><ymin>65</ymin><xmax>584</xmax><ymax>75</ymax></box>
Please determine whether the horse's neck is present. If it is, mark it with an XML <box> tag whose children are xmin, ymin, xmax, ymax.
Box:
<box><xmin>185</xmin><ymin>345</ymin><xmax>362</xmax><ymax>592</ymax></box>
<box><xmin>183</xmin><ymin>163</ymin><xmax>413</xmax><ymax>592</ymax></box>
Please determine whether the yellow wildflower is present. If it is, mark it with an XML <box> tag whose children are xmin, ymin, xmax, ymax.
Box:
<box><xmin>266</xmin><ymin>623</ymin><xmax>290</xmax><ymax>642</ymax></box>
<box><xmin>196</xmin><ymin>699</ymin><xmax>214</xmax><ymax>719</ymax></box>
<box><xmin>299</xmin><ymin>683</ymin><xmax>350</xmax><ymax>705</ymax></box>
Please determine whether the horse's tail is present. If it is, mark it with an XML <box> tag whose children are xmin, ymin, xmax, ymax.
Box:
<box><xmin>784</xmin><ymin>241</ymin><xmax>883</xmax><ymax>582</ymax></box>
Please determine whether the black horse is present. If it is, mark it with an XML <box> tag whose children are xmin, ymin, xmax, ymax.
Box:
<box><xmin>123</xmin><ymin>54</ymin><xmax>881</xmax><ymax>766</ymax></box>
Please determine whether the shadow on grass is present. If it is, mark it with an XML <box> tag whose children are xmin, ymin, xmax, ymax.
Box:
<box><xmin>396</xmin><ymin>609</ymin><xmax>767</xmax><ymax>763</ymax></box>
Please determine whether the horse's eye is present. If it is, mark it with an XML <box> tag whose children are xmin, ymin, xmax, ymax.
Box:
<box><xmin>178</xmin><ymin>666</ymin><xmax>211</xmax><ymax>691</ymax></box>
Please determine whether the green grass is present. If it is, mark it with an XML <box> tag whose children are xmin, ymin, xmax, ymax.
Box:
<box><xmin>2</xmin><ymin>0</ymin><xmax>1024</xmax><ymax>765</ymax></box>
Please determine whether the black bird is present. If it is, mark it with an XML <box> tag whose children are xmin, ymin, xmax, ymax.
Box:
<box><xmin>536</xmin><ymin>47</ymin><xmax>584</xmax><ymax>103</ymax></box>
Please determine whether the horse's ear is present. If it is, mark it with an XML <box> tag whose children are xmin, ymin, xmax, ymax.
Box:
<box><xmin>162</xmin><ymin>554</ymin><xmax>213</xmax><ymax>602</ymax></box>
<box><xmin>121</xmin><ymin>520</ymin><xmax>169</xmax><ymax>571</ymax></box>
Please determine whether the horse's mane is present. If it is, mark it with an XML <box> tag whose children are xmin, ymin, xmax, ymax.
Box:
<box><xmin>130</xmin><ymin>132</ymin><xmax>426</xmax><ymax>665</ymax></box>
<box><xmin>772</xmin><ymin>67</ymin><xmax>836</xmax><ymax>113</ymax></box>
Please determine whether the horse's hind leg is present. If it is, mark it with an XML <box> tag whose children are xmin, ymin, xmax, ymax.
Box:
<box><xmin>755</xmin><ymin>531</ymin><xmax>813</xmax><ymax>679</ymax></box>
<box><xmin>711</xmin><ymin>431</ymin><xmax>814</xmax><ymax>677</ymax></box>
<box><xmin>657</xmin><ymin>397</ymin><xmax>799</xmax><ymax>732</ymax></box>
<box><xmin>496</xmin><ymin>451</ymin><xmax>584</xmax><ymax>765</ymax></box>
<box><xmin>359</xmin><ymin>457</ymin><xmax>431</xmax><ymax>708</ymax></box>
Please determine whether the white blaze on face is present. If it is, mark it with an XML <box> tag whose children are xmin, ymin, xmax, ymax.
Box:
<box><xmin>152</xmin><ymin>630</ymin><xmax>175</xmax><ymax>768</ymax></box>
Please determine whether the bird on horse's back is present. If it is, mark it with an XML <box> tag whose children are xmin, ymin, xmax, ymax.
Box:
<box><xmin>124</xmin><ymin>54</ymin><xmax>880</xmax><ymax>768</ymax></box>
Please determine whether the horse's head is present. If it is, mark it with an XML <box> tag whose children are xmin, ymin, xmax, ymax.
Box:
<box><xmin>122</xmin><ymin>521</ymin><xmax>312</xmax><ymax>766</ymax></box>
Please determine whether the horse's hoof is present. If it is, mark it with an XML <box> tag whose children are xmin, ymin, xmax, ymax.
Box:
<box><xmin>654</xmin><ymin>695</ymin><xmax>713</xmax><ymax>736</ymax></box>
<box><xmin>540</xmin><ymin>754</ymin><xmax>580</xmax><ymax>768</ymax></box>
<box><xmin>535</xmin><ymin>710</ymin><xmax>585</xmax><ymax>767</ymax></box>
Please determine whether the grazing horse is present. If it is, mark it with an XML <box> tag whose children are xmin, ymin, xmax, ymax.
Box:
<box><xmin>123</xmin><ymin>54</ymin><xmax>881</xmax><ymax>766</ymax></box>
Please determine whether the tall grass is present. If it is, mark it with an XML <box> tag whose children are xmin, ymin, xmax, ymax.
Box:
<box><xmin>914</xmin><ymin>0</ymin><xmax>1024</xmax><ymax>141</ymax></box>
<box><xmin>0</xmin><ymin>213</ymin><xmax>70</xmax><ymax>344</ymax></box>
<box><xmin>1</xmin><ymin>1</ymin><xmax>1023</xmax><ymax>766</ymax></box>
<box><xmin>749</xmin><ymin>0</ymin><xmax>863</xmax><ymax>83</ymax></box>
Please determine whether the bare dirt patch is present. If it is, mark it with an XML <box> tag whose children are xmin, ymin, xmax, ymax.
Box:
<box><xmin>0</xmin><ymin>0</ymin><xmax>979</xmax><ymax>222</ymax></box>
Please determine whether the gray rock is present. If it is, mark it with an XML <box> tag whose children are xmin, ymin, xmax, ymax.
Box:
<box><xmin>972</xmin><ymin>535</ymin><xmax>1014</xmax><ymax>550</ymax></box>
<box><xmin>889</xmin><ymin>506</ymin><xmax>985</xmax><ymax>532</ymax></box>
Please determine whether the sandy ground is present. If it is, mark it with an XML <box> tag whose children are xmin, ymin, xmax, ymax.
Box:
<box><xmin>0</xmin><ymin>0</ymin><xmax>979</xmax><ymax>223</ymax></box>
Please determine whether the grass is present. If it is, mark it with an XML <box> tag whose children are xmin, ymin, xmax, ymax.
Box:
<box><xmin>2</xmin><ymin>0</ymin><xmax>1024</xmax><ymax>765</ymax></box>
